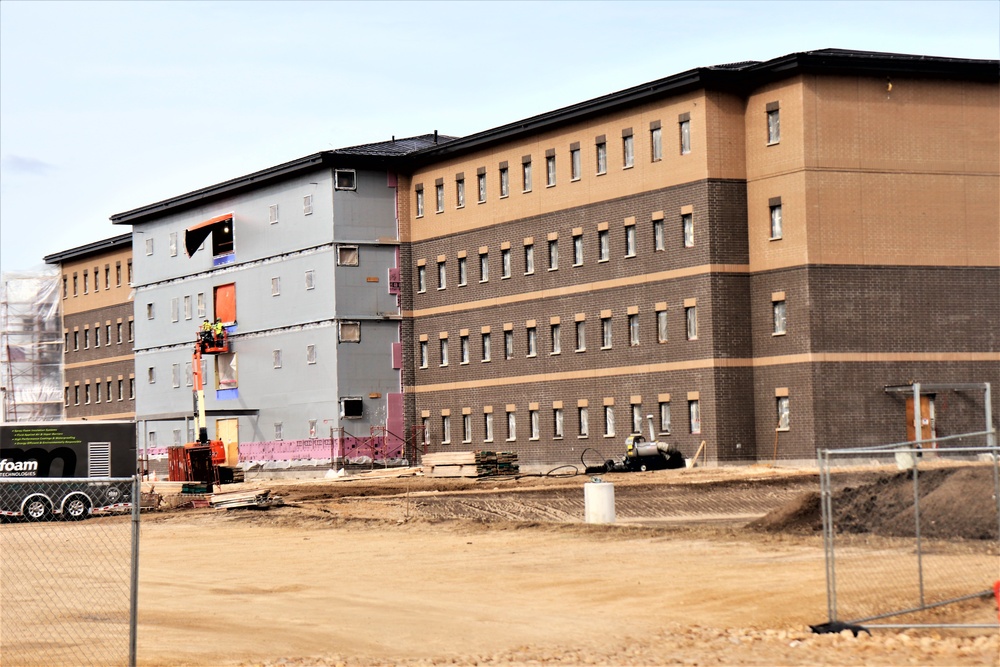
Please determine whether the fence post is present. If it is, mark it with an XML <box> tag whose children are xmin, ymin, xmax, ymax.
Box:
<box><xmin>129</xmin><ymin>475</ymin><xmax>140</xmax><ymax>667</ymax></box>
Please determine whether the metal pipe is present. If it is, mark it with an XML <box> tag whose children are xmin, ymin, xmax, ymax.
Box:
<box><xmin>912</xmin><ymin>462</ymin><xmax>925</xmax><ymax>609</ymax></box>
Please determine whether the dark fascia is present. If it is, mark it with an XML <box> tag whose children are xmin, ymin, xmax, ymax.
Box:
<box><xmin>407</xmin><ymin>48</ymin><xmax>998</xmax><ymax>166</ymax></box>
<box><xmin>43</xmin><ymin>232</ymin><xmax>133</xmax><ymax>265</ymax></box>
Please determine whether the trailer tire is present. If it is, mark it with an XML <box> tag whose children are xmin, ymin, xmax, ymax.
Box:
<box><xmin>64</xmin><ymin>496</ymin><xmax>92</xmax><ymax>521</ymax></box>
<box><xmin>24</xmin><ymin>496</ymin><xmax>52</xmax><ymax>522</ymax></box>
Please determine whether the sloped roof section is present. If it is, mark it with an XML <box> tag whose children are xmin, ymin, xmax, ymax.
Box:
<box><xmin>335</xmin><ymin>133</ymin><xmax>459</xmax><ymax>156</ymax></box>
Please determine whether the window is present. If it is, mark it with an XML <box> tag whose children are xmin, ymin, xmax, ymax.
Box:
<box><xmin>460</xmin><ymin>334</ymin><xmax>469</xmax><ymax>364</ymax></box>
<box><xmin>83</xmin><ymin>271</ymin><xmax>89</xmax><ymax>294</ymax></box>
<box><xmin>601</xmin><ymin>317</ymin><xmax>612</xmax><ymax>349</ymax></box>
<box><xmin>309</xmin><ymin>420</ymin><xmax>317</xmax><ymax>438</ymax></box>
<box><xmin>303</xmin><ymin>194</ymin><xmax>313</xmax><ymax>215</ymax></box>
<box><xmin>598</xmin><ymin>229</ymin><xmax>610</xmax><ymax>261</ymax></box>
<box><xmin>105</xmin><ymin>324</ymin><xmax>111</xmax><ymax>345</ymax></box>
<box><xmin>107</xmin><ymin>379</ymin><xmax>113</xmax><ymax>399</ymax></box>
<box><xmin>169</xmin><ymin>232</ymin><xmax>178</xmax><ymax>256</ymax></box>
<box><xmin>548</xmin><ymin>239</ymin><xmax>558</xmax><ymax>270</ymax></box>
<box><xmin>439</xmin><ymin>337</ymin><xmax>449</xmax><ymax>366</ymax></box>
<box><xmin>456</xmin><ymin>177</ymin><xmax>465</xmax><ymax>208</ymax></box>
<box><xmin>504</xmin><ymin>330</ymin><xmax>514</xmax><ymax>359</ymax></box>
<box><xmin>271</xmin><ymin>277</ymin><xmax>281</xmax><ymax>296</ymax></box>
<box><xmin>679</xmin><ymin>114</ymin><xmax>691</xmax><ymax>155</ymax></box>
<box><xmin>770</xmin><ymin>201</ymin><xmax>783</xmax><ymax>240</ymax></box>
<box><xmin>435</xmin><ymin>183</ymin><xmax>445</xmax><ymax>213</ymax></box>
<box><xmin>147</xmin><ymin>367</ymin><xmax>156</xmax><ymax>384</ymax></box>
<box><xmin>127</xmin><ymin>260</ymin><xmax>132</xmax><ymax>285</ymax></box>
<box><xmin>441</xmin><ymin>415</ymin><xmax>451</xmax><ymax>444</ymax></box>
<box><xmin>115</xmin><ymin>263</ymin><xmax>122</xmax><ymax>287</ymax></box>
<box><xmin>273</xmin><ymin>350</ymin><xmax>282</xmax><ymax>369</ymax></box>
<box><xmin>631</xmin><ymin>404</ymin><xmax>642</xmax><ymax>434</ymax></box>
<box><xmin>526</xmin><ymin>326</ymin><xmax>537</xmax><ymax>357</ymax></box>
<box><xmin>651</xmin><ymin>123</ymin><xmax>662</xmax><ymax>161</ymax></box>
<box><xmin>578</xmin><ymin>406</ymin><xmax>589</xmax><ymax>437</ymax></box>
<box><xmin>62</xmin><ymin>276</ymin><xmax>68</xmax><ymax>299</ymax></box>
<box><xmin>629</xmin><ymin>313</ymin><xmax>639</xmax><ymax>346</ymax></box>
<box><xmin>659</xmin><ymin>401</ymin><xmax>671</xmax><ymax>434</ymax></box>
<box><xmin>458</xmin><ymin>257</ymin><xmax>467</xmax><ymax>286</ymax></box>
<box><xmin>74</xmin><ymin>385</ymin><xmax>80</xmax><ymax>405</ymax></box>
<box><xmin>499</xmin><ymin>165</ymin><xmax>509</xmax><ymax>197</ymax></box>
<box><xmin>484</xmin><ymin>412</ymin><xmax>494</xmax><ymax>442</ymax></box>
<box><xmin>84</xmin><ymin>383</ymin><xmax>91</xmax><ymax>405</ymax></box>
<box><xmin>482</xmin><ymin>332</ymin><xmax>491</xmax><ymax>361</ymax></box>
<box><xmin>689</xmin><ymin>400</ymin><xmax>701</xmax><ymax>434</ymax></box>
<box><xmin>477</xmin><ymin>171</ymin><xmax>487</xmax><ymax>203</ymax></box>
<box><xmin>197</xmin><ymin>293</ymin><xmax>206</xmax><ymax>318</ymax></box>
<box><xmin>145</xmin><ymin>238</ymin><xmax>153</xmax><ymax>256</ymax></box>
<box><xmin>596</xmin><ymin>139</ymin><xmax>607</xmax><ymax>174</ymax></box>
<box><xmin>522</xmin><ymin>157</ymin><xmax>532</xmax><ymax>192</ymax></box>
<box><xmin>550</xmin><ymin>323</ymin><xmax>561</xmax><ymax>354</ymax></box>
<box><xmin>683</xmin><ymin>213</ymin><xmax>694</xmax><ymax>248</ymax></box>
<box><xmin>417</xmin><ymin>265</ymin><xmax>426</xmax><ymax>293</ymax></box>
<box><xmin>275</xmin><ymin>423</ymin><xmax>284</xmax><ymax>440</ymax></box>
<box><xmin>553</xmin><ymin>408</ymin><xmax>564</xmax><ymax>439</ymax></box>
<box><xmin>172</xmin><ymin>363</ymin><xmax>181</xmax><ymax>388</ymax></box>
<box><xmin>183</xmin><ymin>295</ymin><xmax>192</xmax><ymax>320</ymax></box>
<box><xmin>604</xmin><ymin>405</ymin><xmax>615</xmax><ymax>437</ymax></box>
<box><xmin>118</xmin><ymin>379</ymin><xmax>124</xmax><ymax>401</ymax></box>
<box><xmin>104</xmin><ymin>265</ymin><xmax>110</xmax><ymax>290</ymax></box>
<box><xmin>128</xmin><ymin>320</ymin><xmax>134</xmax><ymax>341</ymax></box>
<box><xmin>625</xmin><ymin>225</ymin><xmax>636</xmax><ymax>257</ymax></box>
<box><xmin>146</xmin><ymin>303</ymin><xmax>155</xmax><ymax>320</ymax></box>
<box><xmin>170</xmin><ymin>298</ymin><xmax>179</xmax><ymax>322</ymax></box>
<box><xmin>422</xmin><ymin>417</ymin><xmax>430</xmax><ymax>445</ymax></box>
<box><xmin>419</xmin><ymin>340</ymin><xmax>428</xmax><ymax>368</ymax></box>
<box><xmin>686</xmin><ymin>305</ymin><xmax>697</xmax><ymax>340</ymax></box>
<box><xmin>72</xmin><ymin>273</ymin><xmax>78</xmax><ymax>296</ymax></box>
<box><xmin>185</xmin><ymin>363</ymin><xmax>192</xmax><ymax>386</ymax></box>
<box><xmin>83</xmin><ymin>328</ymin><xmax>89</xmax><ymax>350</ymax></box>
<box><xmin>575</xmin><ymin>320</ymin><xmax>586</xmax><ymax>351</ymax></box>
<box><xmin>570</xmin><ymin>146</ymin><xmax>581</xmax><ymax>180</ymax></box>
<box><xmin>545</xmin><ymin>153</ymin><xmax>556</xmax><ymax>186</ymax></box>
<box><xmin>94</xmin><ymin>326</ymin><xmax>101</xmax><ymax>347</ymax></box>
<box><xmin>337</xmin><ymin>245</ymin><xmax>359</xmax><ymax>266</ymax></box>
<box><xmin>334</xmin><ymin>169</ymin><xmax>357</xmax><ymax>190</ymax></box>
<box><xmin>573</xmin><ymin>234</ymin><xmax>583</xmax><ymax>266</ymax></box>
<box><xmin>269</xmin><ymin>204</ymin><xmax>279</xmax><ymax>224</ymax></box>
<box><xmin>339</xmin><ymin>321</ymin><xmax>360</xmax><ymax>343</ymax></box>
<box><xmin>653</xmin><ymin>218</ymin><xmax>665</xmax><ymax>251</ymax></box>
<box><xmin>777</xmin><ymin>396</ymin><xmax>790</xmax><ymax>430</ymax></box>
<box><xmin>524</xmin><ymin>243</ymin><xmax>534</xmax><ymax>275</ymax></box>
<box><xmin>305</xmin><ymin>270</ymin><xmax>316</xmax><ymax>290</ymax></box>
<box><xmin>462</xmin><ymin>414</ymin><xmax>472</xmax><ymax>443</ymax></box>
<box><xmin>530</xmin><ymin>409</ymin><xmax>540</xmax><ymax>440</ymax></box>
<box><xmin>437</xmin><ymin>261</ymin><xmax>446</xmax><ymax>289</ymax></box>
<box><xmin>64</xmin><ymin>332</ymin><xmax>68</xmax><ymax>353</ymax></box>
<box><xmin>773</xmin><ymin>300</ymin><xmax>787</xmax><ymax>335</ymax></box>
<box><xmin>116</xmin><ymin>322</ymin><xmax>122</xmax><ymax>344</ymax></box>
<box><xmin>657</xmin><ymin>310</ymin><xmax>668</xmax><ymax>343</ymax></box>
<box><xmin>306</xmin><ymin>344</ymin><xmax>317</xmax><ymax>364</ymax></box>
<box><xmin>767</xmin><ymin>103</ymin><xmax>780</xmax><ymax>144</ymax></box>
<box><xmin>416</xmin><ymin>188</ymin><xmax>425</xmax><ymax>217</ymax></box>
<box><xmin>479</xmin><ymin>252</ymin><xmax>489</xmax><ymax>282</ymax></box>
<box><xmin>506</xmin><ymin>411</ymin><xmax>516</xmax><ymax>441</ymax></box>
<box><xmin>501</xmin><ymin>248</ymin><xmax>511</xmax><ymax>278</ymax></box>
<box><xmin>622</xmin><ymin>131</ymin><xmax>634</xmax><ymax>168</ymax></box>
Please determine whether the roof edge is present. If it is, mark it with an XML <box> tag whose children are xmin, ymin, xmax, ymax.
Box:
<box><xmin>43</xmin><ymin>232</ymin><xmax>133</xmax><ymax>264</ymax></box>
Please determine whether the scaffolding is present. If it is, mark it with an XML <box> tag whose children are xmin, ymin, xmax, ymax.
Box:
<box><xmin>0</xmin><ymin>270</ymin><xmax>63</xmax><ymax>422</ymax></box>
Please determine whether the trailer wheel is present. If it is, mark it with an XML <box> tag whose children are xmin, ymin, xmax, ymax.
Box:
<box><xmin>24</xmin><ymin>496</ymin><xmax>52</xmax><ymax>522</ymax></box>
<box><xmin>64</xmin><ymin>496</ymin><xmax>92</xmax><ymax>521</ymax></box>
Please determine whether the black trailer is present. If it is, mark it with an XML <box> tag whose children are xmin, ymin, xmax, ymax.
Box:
<box><xmin>0</xmin><ymin>421</ymin><xmax>137</xmax><ymax>521</ymax></box>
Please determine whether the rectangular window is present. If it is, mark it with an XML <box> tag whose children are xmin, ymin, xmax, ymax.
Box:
<box><xmin>268</xmin><ymin>204</ymin><xmax>279</xmax><ymax>224</ymax></box>
<box><xmin>271</xmin><ymin>277</ymin><xmax>281</xmax><ymax>297</ymax></box>
<box><xmin>482</xmin><ymin>332</ymin><xmax>491</xmax><ymax>361</ymax></box>
<box><xmin>417</xmin><ymin>265</ymin><xmax>426</xmax><ymax>292</ymax></box>
<box><xmin>653</xmin><ymin>218</ymin><xmax>665</xmax><ymax>251</ymax></box>
<box><xmin>629</xmin><ymin>313</ymin><xmax>639</xmax><ymax>346</ymax></box>
<box><xmin>145</xmin><ymin>238</ymin><xmax>153</xmax><ymax>256</ymax></box>
<box><xmin>458</xmin><ymin>256</ymin><xmax>467</xmax><ymax>286</ymax></box>
<box><xmin>72</xmin><ymin>273</ymin><xmax>78</xmax><ymax>296</ymax></box>
<box><xmin>439</xmin><ymin>338</ymin><xmax>449</xmax><ymax>366</ymax></box>
<box><xmin>601</xmin><ymin>317</ymin><xmax>612</xmax><ymax>349</ymax></box>
<box><xmin>441</xmin><ymin>416</ymin><xmax>451</xmax><ymax>444</ymax></box>
<box><xmin>689</xmin><ymin>400</ymin><xmax>701</xmax><ymax>434</ymax></box>
<box><xmin>553</xmin><ymin>408</ymin><xmax>564</xmax><ymax>439</ymax></box>
<box><xmin>64</xmin><ymin>386</ymin><xmax>69</xmax><ymax>407</ymax></box>
<box><xmin>604</xmin><ymin>406</ymin><xmax>615</xmax><ymax>437</ymax></box>
<box><xmin>548</xmin><ymin>239</ymin><xmax>558</xmax><ymax>270</ymax></box>
<box><xmin>686</xmin><ymin>306</ymin><xmax>697</xmax><ymax>340</ymax></box>
<box><xmin>575</xmin><ymin>320</ymin><xmax>586</xmax><ymax>351</ymax></box>
<box><xmin>107</xmin><ymin>379</ymin><xmax>113</xmax><ymax>399</ymax></box>
<box><xmin>770</xmin><ymin>203</ymin><xmax>783</xmax><ymax>240</ymax></box>
<box><xmin>460</xmin><ymin>334</ymin><xmax>469</xmax><ymax>364</ymax></box>
<box><xmin>524</xmin><ymin>243</ymin><xmax>534</xmax><ymax>274</ymax></box>
<box><xmin>573</xmin><ymin>234</ymin><xmax>583</xmax><ymax>266</ymax></box>
<box><xmin>334</xmin><ymin>169</ymin><xmax>357</xmax><ymax>190</ymax></box>
<box><xmin>275</xmin><ymin>423</ymin><xmax>283</xmax><ymax>441</ymax></box>
<box><xmin>84</xmin><ymin>328</ymin><xmax>89</xmax><ymax>349</ymax></box>
<box><xmin>305</xmin><ymin>270</ymin><xmax>316</xmax><ymax>290</ymax></box>
<box><xmin>115</xmin><ymin>263</ymin><xmax>122</xmax><ymax>287</ymax></box>
<box><xmin>578</xmin><ymin>407</ymin><xmax>589</xmax><ymax>437</ymax></box>
<box><xmin>306</xmin><ymin>344</ymin><xmax>317</xmax><ymax>364</ymax></box>
<box><xmin>683</xmin><ymin>213</ymin><xmax>694</xmax><ymax>248</ymax></box>
<box><xmin>116</xmin><ymin>322</ymin><xmax>123</xmax><ymax>344</ymax></box>
<box><xmin>501</xmin><ymin>248</ymin><xmax>511</xmax><ymax>278</ymax></box>
<box><xmin>273</xmin><ymin>350</ymin><xmax>282</xmax><ymax>369</ymax></box>
<box><xmin>118</xmin><ymin>379</ymin><xmax>124</xmax><ymax>401</ymax></box>
<box><xmin>651</xmin><ymin>124</ymin><xmax>662</xmax><ymax>161</ymax></box>
<box><xmin>598</xmin><ymin>229</ymin><xmax>610</xmax><ymax>261</ymax></box>
<box><xmin>416</xmin><ymin>189</ymin><xmax>425</xmax><ymax>217</ymax></box>
<box><xmin>185</xmin><ymin>363</ymin><xmax>192</xmax><ymax>386</ymax></box>
<box><xmin>679</xmin><ymin>114</ymin><xmax>692</xmax><ymax>155</ymax></box>
<box><xmin>170</xmin><ymin>298</ymin><xmax>179</xmax><ymax>322</ymax></box>
<box><xmin>93</xmin><ymin>326</ymin><xmax>100</xmax><ymax>347</ymax></box>
<box><xmin>127</xmin><ymin>260</ymin><xmax>132</xmax><ymax>285</ymax></box>
<box><xmin>303</xmin><ymin>194</ymin><xmax>313</xmax><ymax>215</ymax></box>
<box><xmin>197</xmin><ymin>293</ymin><xmax>206</xmax><ymax>318</ymax></box>
<box><xmin>767</xmin><ymin>104</ymin><xmax>781</xmax><ymax>144</ymax></box>
<box><xmin>479</xmin><ymin>253</ymin><xmax>489</xmax><ymax>282</ymax></box>
<box><xmin>74</xmin><ymin>385</ymin><xmax>80</xmax><ymax>405</ymax></box>
<box><xmin>105</xmin><ymin>324</ymin><xmax>111</xmax><ymax>345</ymax></box>
<box><xmin>83</xmin><ymin>271</ymin><xmax>89</xmax><ymax>294</ymax></box>
<box><xmin>545</xmin><ymin>154</ymin><xmax>556</xmax><ymax>186</ymax></box>
<box><xmin>146</xmin><ymin>303</ymin><xmax>155</xmax><ymax>320</ymax></box>
<box><xmin>172</xmin><ymin>363</ymin><xmax>181</xmax><ymax>388</ymax></box>
<box><xmin>477</xmin><ymin>172</ymin><xmax>487</xmax><ymax>203</ymax></box>
<box><xmin>183</xmin><ymin>295</ymin><xmax>192</xmax><ymax>320</ymax></box>
<box><xmin>550</xmin><ymin>323</ymin><xmax>561</xmax><ymax>355</ymax></box>
<box><xmin>339</xmin><ymin>321</ymin><xmax>361</xmax><ymax>343</ymax></box>
<box><xmin>309</xmin><ymin>420</ymin><xmax>317</xmax><ymax>438</ymax></box>
<box><xmin>437</xmin><ymin>261</ymin><xmax>446</xmax><ymax>289</ymax></box>
<box><xmin>456</xmin><ymin>177</ymin><xmax>465</xmax><ymax>208</ymax></box>
<box><xmin>484</xmin><ymin>412</ymin><xmax>494</xmax><ymax>442</ymax></box>
<box><xmin>62</xmin><ymin>276</ymin><xmax>68</xmax><ymax>299</ymax></box>
<box><xmin>631</xmin><ymin>405</ymin><xmax>642</xmax><ymax>434</ymax></box>
<box><xmin>773</xmin><ymin>300</ymin><xmax>787</xmax><ymax>335</ymax></box>
<box><xmin>657</xmin><ymin>310</ymin><xmax>668</xmax><ymax>343</ymax></box>
<box><xmin>147</xmin><ymin>367</ymin><xmax>155</xmax><ymax>384</ymax></box>
<box><xmin>777</xmin><ymin>396</ymin><xmax>790</xmax><ymax>430</ymax></box>
<box><xmin>506</xmin><ymin>411</ymin><xmax>516</xmax><ymax>441</ymax></box>
<box><xmin>128</xmin><ymin>320</ymin><xmax>134</xmax><ymax>341</ymax></box>
<box><xmin>169</xmin><ymin>232</ymin><xmax>178</xmax><ymax>256</ymax></box>
<box><xmin>435</xmin><ymin>183</ymin><xmax>445</xmax><ymax>213</ymax></box>
<box><xmin>104</xmin><ymin>265</ymin><xmax>110</xmax><ymax>290</ymax></box>
<box><xmin>622</xmin><ymin>132</ymin><xmax>634</xmax><ymax>168</ymax></box>
<box><xmin>337</xmin><ymin>245</ymin><xmax>359</xmax><ymax>266</ymax></box>
<box><xmin>463</xmin><ymin>414</ymin><xmax>472</xmax><ymax>443</ymax></box>
<box><xmin>84</xmin><ymin>383</ymin><xmax>91</xmax><ymax>405</ymax></box>
<box><xmin>596</xmin><ymin>140</ymin><xmax>607</xmax><ymax>174</ymax></box>
<box><xmin>570</xmin><ymin>147</ymin><xmax>581</xmax><ymax>180</ymax></box>
<box><xmin>504</xmin><ymin>330</ymin><xmax>514</xmax><ymax>360</ymax></box>
<box><xmin>419</xmin><ymin>340</ymin><xmax>428</xmax><ymax>368</ymax></box>
<box><xmin>522</xmin><ymin>158</ymin><xmax>532</xmax><ymax>192</ymax></box>
<box><xmin>499</xmin><ymin>166</ymin><xmax>509</xmax><ymax>197</ymax></box>
<box><xmin>95</xmin><ymin>383</ymin><xmax>103</xmax><ymax>403</ymax></box>
<box><xmin>530</xmin><ymin>409</ymin><xmax>540</xmax><ymax>440</ymax></box>
<box><xmin>625</xmin><ymin>225</ymin><xmax>636</xmax><ymax>257</ymax></box>
<box><xmin>526</xmin><ymin>326</ymin><xmax>537</xmax><ymax>357</ymax></box>
<box><xmin>659</xmin><ymin>402</ymin><xmax>671</xmax><ymax>434</ymax></box>
<box><xmin>422</xmin><ymin>417</ymin><xmax>430</xmax><ymax>445</ymax></box>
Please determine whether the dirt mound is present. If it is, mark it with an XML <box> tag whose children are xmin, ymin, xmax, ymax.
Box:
<box><xmin>751</xmin><ymin>464</ymin><xmax>998</xmax><ymax>540</ymax></box>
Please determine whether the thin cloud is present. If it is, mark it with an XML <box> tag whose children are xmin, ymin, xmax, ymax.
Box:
<box><xmin>2</xmin><ymin>155</ymin><xmax>56</xmax><ymax>175</ymax></box>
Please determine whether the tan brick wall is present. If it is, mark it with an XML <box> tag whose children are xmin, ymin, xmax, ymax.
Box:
<box><xmin>60</xmin><ymin>246</ymin><xmax>133</xmax><ymax>314</ymax></box>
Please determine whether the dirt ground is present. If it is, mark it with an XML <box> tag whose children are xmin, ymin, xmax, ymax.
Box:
<box><xmin>7</xmin><ymin>463</ymin><xmax>1000</xmax><ymax>667</ymax></box>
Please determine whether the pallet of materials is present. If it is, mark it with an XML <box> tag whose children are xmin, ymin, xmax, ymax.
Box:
<box><xmin>209</xmin><ymin>488</ymin><xmax>280</xmax><ymax>510</ymax></box>
<box><xmin>422</xmin><ymin>451</ymin><xmax>519</xmax><ymax>478</ymax></box>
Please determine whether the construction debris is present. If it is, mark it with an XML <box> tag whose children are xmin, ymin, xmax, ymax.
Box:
<box><xmin>209</xmin><ymin>488</ymin><xmax>281</xmax><ymax>510</ymax></box>
<box><xmin>422</xmin><ymin>451</ymin><xmax>519</xmax><ymax>478</ymax></box>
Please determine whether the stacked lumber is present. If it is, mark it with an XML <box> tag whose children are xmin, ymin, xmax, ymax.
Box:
<box><xmin>209</xmin><ymin>488</ymin><xmax>279</xmax><ymax>510</ymax></box>
<box><xmin>422</xmin><ymin>451</ymin><xmax>519</xmax><ymax>478</ymax></box>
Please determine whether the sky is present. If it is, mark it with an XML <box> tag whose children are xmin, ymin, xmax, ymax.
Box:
<box><xmin>1</xmin><ymin>0</ymin><xmax>997</xmax><ymax>273</ymax></box>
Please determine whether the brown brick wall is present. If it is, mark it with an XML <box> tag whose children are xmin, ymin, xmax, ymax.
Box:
<box><xmin>63</xmin><ymin>301</ymin><xmax>135</xmax><ymax>420</ymax></box>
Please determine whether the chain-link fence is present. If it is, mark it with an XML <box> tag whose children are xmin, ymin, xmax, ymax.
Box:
<box><xmin>819</xmin><ymin>431</ymin><xmax>999</xmax><ymax>630</ymax></box>
<box><xmin>0</xmin><ymin>477</ymin><xmax>139</xmax><ymax>667</ymax></box>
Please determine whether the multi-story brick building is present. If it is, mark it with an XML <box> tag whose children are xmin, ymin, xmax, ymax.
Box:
<box><xmin>44</xmin><ymin>234</ymin><xmax>136</xmax><ymax>420</ymax></box>
<box><xmin>401</xmin><ymin>49</ymin><xmax>999</xmax><ymax>464</ymax></box>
